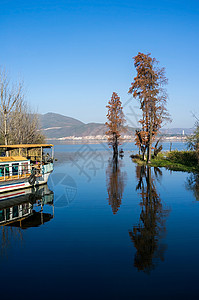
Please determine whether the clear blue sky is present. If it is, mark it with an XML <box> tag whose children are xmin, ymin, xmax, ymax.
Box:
<box><xmin>0</xmin><ymin>0</ymin><xmax>199</xmax><ymax>128</ymax></box>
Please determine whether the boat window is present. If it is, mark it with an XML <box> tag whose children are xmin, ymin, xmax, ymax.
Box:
<box><xmin>0</xmin><ymin>165</ymin><xmax>9</xmax><ymax>177</ymax></box>
<box><xmin>12</xmin><ymin>163</ymin><xmax>19</xmax><ymax>176</ymax></box>
<box><xmin>0</xmin><ymin>209</ymin><xmax>5</xmax><ymax>222</ymax></box>
<box><xmin>6</xmin><ymin>208</ymin><xmax>10</xmax><ymax>220</ymax></box>
<box><xmin>13</xmin><ymin>206</ymin><xmax>19</xmax><ymax>218</ymax></box>
<box><xmin>21</xmin><ymin>162</ymin><xmax>28</xmax><ymax>174</ymax></box>
<box><xmin>22</xmin><ymin>203</ymin><xmax>29</xmax><ymax>215</ymax></box>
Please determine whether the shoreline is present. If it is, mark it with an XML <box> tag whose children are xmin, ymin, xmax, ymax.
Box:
<box><xmin>131</xmin><ymin>151</ymin><xmax>199</xmax><ymax>173</ymax></box>
<box><xmin>47</xmin><ymin>137</ymin><xmax>187</xmax><ymax>145</ymax></box>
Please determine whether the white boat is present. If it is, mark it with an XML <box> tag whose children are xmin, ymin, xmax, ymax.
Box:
<box><xmin>0</xmin><ymin>144</ymin><xmax>54</xmax><ymax>194</ymax></box>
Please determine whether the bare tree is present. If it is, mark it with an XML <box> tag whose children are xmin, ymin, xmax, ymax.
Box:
<box><xmin>9</xmin><ymin>99</ymin><xmax>45</xmax><ymax>144</ymax></box>
<box><xmin>0</xmin><ymin>68</ymin><xmax>45</xmax><ymax>147</ymax></box>
<box><xmin>0</xmin><ymin>68</ymin><xmax>23</xmax><ymax>146</ymax></box>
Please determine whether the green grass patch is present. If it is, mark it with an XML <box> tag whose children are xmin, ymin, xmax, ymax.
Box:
<box><xmin>131</xmin><ymin>150</ymin><xmax>199</xmax><ymax>173</ymax></box>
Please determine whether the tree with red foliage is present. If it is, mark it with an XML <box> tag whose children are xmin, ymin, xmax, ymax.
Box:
<box><xmin>129</xmin><ymin>53</ymin><xmax>170</xmax><ymax>162</ymax></box>
<box><xmin>106</xmin><ymin>92</ymin><xmax>126</xmax><ymax>161</ymax></box>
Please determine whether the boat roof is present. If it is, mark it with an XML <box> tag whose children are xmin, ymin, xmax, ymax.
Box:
<box><xmin>0</xmin><ymin>156</ymin><xmax>28</xmax><ymax>163</ymax></box>
<box><xmin>0</xmin><ymin>144</ymin><xmax>53</xmax><ymax>150</ymax></box>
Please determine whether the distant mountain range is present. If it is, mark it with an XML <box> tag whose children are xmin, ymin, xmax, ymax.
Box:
<box><xmin>40</xmin><ymin>113</ymin><xmax>108</xmax><ymax>139</ymax></box>
<box><xmin>39</xmin><ymin>112</ymin><xmax>194</xmax><ymax>140</ymax></box>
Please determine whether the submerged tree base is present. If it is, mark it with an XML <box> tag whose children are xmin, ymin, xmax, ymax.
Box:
<box><xmin>131</xmin><ymin>151</ymin><xmax>199</xmax><ymax>173</ymax></box>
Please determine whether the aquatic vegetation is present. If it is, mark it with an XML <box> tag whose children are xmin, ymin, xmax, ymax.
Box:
<box><xmin>131</xmin><ymin>150</ymin><xmax>199</xmax><ymax>172</ymax></box>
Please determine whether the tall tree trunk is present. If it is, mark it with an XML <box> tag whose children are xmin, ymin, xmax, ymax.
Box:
<box><xmin>143</xmin><ymin>152</ymin><xmax>146</xmax><ymax>161</ymax></box>
<box><xmin>4</xmin><ymin>114</ymin><xmax>9</xmax><ymax>157</ymax></box>
<box><xmin>4</xmin><ymin>114</ymin><xmax>8</xmax><ymax>145</ymax></box>
<box><xmin>147</xmin><ymin>138</ymin><xmax>152</xmax><ymax>163</ymax></box>
<box><xmin>141</xmin><ymin>147</ymin><xmax>146</xmax><ymax>161</ymax></box>
<box><xmin>147</xmin><ymin>113</ymin><xmax>153</xmax><ymax>163</ymax></box>
<box><xmin>113</xmin><ymin>132</ymin><xmax>118</xmax><ymax>162</ymax></box>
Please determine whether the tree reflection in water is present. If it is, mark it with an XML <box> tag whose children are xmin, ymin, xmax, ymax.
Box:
<box><xmin>1</xmin><ymin>226</ymin><xmax>23</xmax><ymax>258</ymax></box>
<box><xmin>106</xmin><ymin>158</ymin><xmax>127</xmax><ymax>215</ymax></box>
<box><xmin>129</xmin><ymin>166</ymin><xmax>170</xmax><ymax>274</ymax></box>
<box><xmin>186</xmin><ymin>173</ymin><xmax>199</xmax><ymax>201</ymax></box>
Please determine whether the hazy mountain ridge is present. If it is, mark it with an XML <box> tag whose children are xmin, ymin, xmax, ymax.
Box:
<box><xmin>40</xmin><ymin>112</ymin><xmax>84</xmax><ymax>129</ymax></box>
<box><xmin>39</xmin><ymin>113</ymin><xmax>194</xmax><ymax>139</ymax></box>
<box><xmin>39</xmin><ymin>113</ymin><xmax>136</xmax><ymax>139</ymax></box>
<box><xmin>160</xmin><ymin>128</ymin><xmax>194</xmax><ymax>135</ymax></box>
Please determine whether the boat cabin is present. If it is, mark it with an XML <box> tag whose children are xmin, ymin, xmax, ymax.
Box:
<box><xmin>0</xmin><ymin>156</ymin><xmax>30</xmax><ymax>181</ymax></box>
<box><xmin>0</xmin><ymin>144</ymin><xmax>54</xmax><ymax>181</ymax></box>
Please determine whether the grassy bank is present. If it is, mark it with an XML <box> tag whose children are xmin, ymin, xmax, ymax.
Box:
<box><xmin>131</xmin><ymin>150</ymin><xmax>199</xmax><ymax>172</ymax></box>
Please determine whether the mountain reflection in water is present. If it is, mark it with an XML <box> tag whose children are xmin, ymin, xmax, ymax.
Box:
<box><xmin>0</xmin><ymin>185</ymin><xmax>54</xmax><ymax>256</ymax></box>
<box><xmin>129</xmin><ymin>166</ymin><xmax>170</xmax><ymax>274</ymax></box>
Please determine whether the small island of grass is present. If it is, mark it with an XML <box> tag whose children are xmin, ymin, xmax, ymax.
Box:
<box><xmin>131</xmin><ymin>150</ymin><xmax>199</xmax><ymax>173</ymax></box>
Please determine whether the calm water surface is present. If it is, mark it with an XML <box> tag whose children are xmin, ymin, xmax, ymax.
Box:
<box><xmin>0</xmin><ymin>142</ymin><xmax>199</xmax><ymax>300</ymax></box>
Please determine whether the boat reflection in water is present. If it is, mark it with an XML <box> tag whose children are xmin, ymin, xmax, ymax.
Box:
<box><xmin>129</xmin><ymin>166</ymin><xmax>170</xmax><ymax>274</ymax></box>
<box><xmin>0</xmin><ymin>184</ymin><xmax>54</xmax><ymax>228</ymax></box>
<box><xmin>106</xmin><ymin>158</ymin><xmax>127</xmax><ymax>214</ymax></box>
<box><xmin>0</xmin><ymin>185</ymin><xmax>54</xmax><ymax>256</ymax></box>
<box><xmin>0</xmin><ymin>185</ymin><xmax>54</xmax><ymax>229</ymax></box>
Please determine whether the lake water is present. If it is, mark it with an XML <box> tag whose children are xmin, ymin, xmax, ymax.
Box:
<box><xmin>1</xmin><ymin>141</ymin><xmax>199</xmax><ymax>300</ymax></box>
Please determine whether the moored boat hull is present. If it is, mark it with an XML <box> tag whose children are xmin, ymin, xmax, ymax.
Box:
<box><xmin>0</xmin><ymin>172</ymin><xmax>51</xmax><ymax>196</ymax></box>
